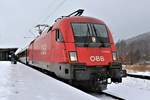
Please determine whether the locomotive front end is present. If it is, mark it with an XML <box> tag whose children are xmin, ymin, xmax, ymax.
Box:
<box><xmin>64</xmin><ymin>17</ymin><xmax>126</xmax><ymax>91</ymax></box>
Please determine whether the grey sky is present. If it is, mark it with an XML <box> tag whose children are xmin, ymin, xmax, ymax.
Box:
<box><xmin>0</xmin><ymin>0</ymin><xmax>150</xmax><ymax>48</ymax></box>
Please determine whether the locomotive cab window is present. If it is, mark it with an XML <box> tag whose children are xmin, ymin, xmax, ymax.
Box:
<box><xmin>55</xmin><ymin>29</ymin><xmax>64</xmax><ymax>42</ymax></box>
<box><xmin>72</xmin><ymin>23</ymin><xmax>109</xmax><ymax>47</ymax></box>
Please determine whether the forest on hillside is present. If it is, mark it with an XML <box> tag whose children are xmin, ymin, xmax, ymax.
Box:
<box><xmin>116</xmin><ymin>32</ymin><xmax>150</xmax><ymax>65</ymax></box>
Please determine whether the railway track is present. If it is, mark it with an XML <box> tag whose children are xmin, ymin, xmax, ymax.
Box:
<box><xmin>100</xmin><ymin>92</ymin><xmax>124</xmax><ymax>100</ymax></box>
<box><xmin>127</xmin><ymin>74</ymin><xmax>150</xmax><ymax>80</ymax></box>
<box><xmin>90</xmin><ymin>92</ymin><xmax>125</xmax><ymax>100</ymax></box>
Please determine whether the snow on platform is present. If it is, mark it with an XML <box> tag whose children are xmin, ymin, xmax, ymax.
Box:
<box><xmin>0</xmin><ymin>61</ymin><xmax>99</xmax><ymax>100</ymax></box>
<box><xmin>105</xmin><ymin>77</ymin><xmax>150</xmax><ymax>100</ymax></box>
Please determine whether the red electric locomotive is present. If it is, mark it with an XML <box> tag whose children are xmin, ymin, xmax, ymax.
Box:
<box><xmin>18</xmin><ymin>9</ymin><xmax>126</xmax><ymax>91</ymax></box>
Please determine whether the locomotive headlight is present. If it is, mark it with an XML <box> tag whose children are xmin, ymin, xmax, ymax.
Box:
<box><xmin>69</xmin><ymin>52</ymin><xmax>77</xmax><ymax>62</ymax></box>
<box><xmin>112</xmin><ymin>52</ymin><xmax>117</xmax><ymax>61</ymax></box>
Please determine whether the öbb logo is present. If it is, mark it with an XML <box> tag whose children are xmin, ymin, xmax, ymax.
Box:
<box><xmin>90</xmin><ymin>56</ymin><xmax>105</xmax><ymax>62</ymax></box>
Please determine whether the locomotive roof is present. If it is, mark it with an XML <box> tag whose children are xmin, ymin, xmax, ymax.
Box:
<box><xmin>55</xmin><ymin>16</ymin><xmax>105</xmax><ymax>24</ymax></box>
<box><xmin>32</xmin><ymin>16</ymin><xmax>107</xmax><ymax>42</ymax></box>
<box><xmin>51</xmin><ymin>16</ymin><xmax>105</xmax><ymax>31</ymax></box>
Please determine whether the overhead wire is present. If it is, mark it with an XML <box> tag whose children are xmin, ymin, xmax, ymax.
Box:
<box><xmin>28</xmin><ymin>0</ymin><xmax>57</xmax><ymax>37</ymax></box>
<box><xmin>28</xmin><ymin>0</ymin><xmax>67</xmax><ymax>37</ymax></box>
<box><xmin>43</xmin><ymin>0</ymin><xmax>67</xmax><ymax>24</ymax></box>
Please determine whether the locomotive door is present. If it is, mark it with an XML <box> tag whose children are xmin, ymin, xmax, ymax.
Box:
<box><xmin>32</xmin><ymin>43</ymin><xmax>34</xmax><ymax>63</ymax></box>
<box><xmin>28</xmin><ymin>43</ymin><xmax>33</xmax><ymax>64</ymax></box>
<box><xmin>53</xmin><ymin>29</ymin><xmax>66</xmax><ymax>62</ymax></box>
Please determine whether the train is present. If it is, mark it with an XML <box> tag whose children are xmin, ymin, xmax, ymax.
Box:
<box><xmin>15</xmin><ymin>9</ymin><xmax>126</xmax><ymax>91</ymax></box>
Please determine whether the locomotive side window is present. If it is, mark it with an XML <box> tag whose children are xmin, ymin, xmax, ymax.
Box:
<box><xmin>55</xmin><ymin>29</ymin><xmax>64</xmax><ymax>42</ymax></box>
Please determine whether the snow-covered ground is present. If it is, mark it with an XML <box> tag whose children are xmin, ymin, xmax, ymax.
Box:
<box><xmin>0</xmin><ymin>61</ymin><xmax>99</xmax><ymax>100</ymax></box>
<box><xmin>104</xmin><ymin>77</ymin><xmax>150</xmax><ymax>100</ymax></box>
<box><xmin>1</xmin><ymin>61</ymin><xmax>150</xmax><ymax>100</ymax></box>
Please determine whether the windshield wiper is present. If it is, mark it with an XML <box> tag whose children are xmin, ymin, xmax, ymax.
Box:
<box><xmin>84</xmin><ymin>24</ymin><xmax>91</xmax><ymax>47</ymax></box>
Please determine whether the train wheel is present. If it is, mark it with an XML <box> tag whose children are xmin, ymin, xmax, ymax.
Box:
<box><xmin>91</xmin><ymin>81</ymin><xmax>107</xmax><ymax>92</ymax></box>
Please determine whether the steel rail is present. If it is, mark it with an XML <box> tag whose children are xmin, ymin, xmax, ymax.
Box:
<box><xmin>127</xmin><ymin>74</ymin><xmax>150</xmax><ymax>80</ymax></box>
<box><xmin>100</xmin><ymin>92</ymin><xmax>125</xmax><ymax>100</ymax></box>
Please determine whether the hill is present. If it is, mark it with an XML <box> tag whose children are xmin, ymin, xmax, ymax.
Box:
<box><xmin>116</xmin><ymin>32</ymin><xmax>150</xmax><ymax>64</ymax></box>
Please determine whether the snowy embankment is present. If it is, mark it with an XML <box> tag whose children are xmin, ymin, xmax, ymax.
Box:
<box><xmin>129</xmin><ymin>72</ymin><xmax>150</xmax><ymax>76</ymax></box>
<box><xmin>104</xmin><ymin>77</ymin><xmax>150</xmax><ymax>100</ymax></box>
<box><xmin>0</xmin><ymin>61</ymin><xmax>99</xmax><ymax>100</ymax></box>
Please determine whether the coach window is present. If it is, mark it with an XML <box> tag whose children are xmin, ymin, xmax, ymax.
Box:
<box><xmin>56</xmin><ymin>29</ymin><xmax>64</xmax><ymax>42</ymax></box>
